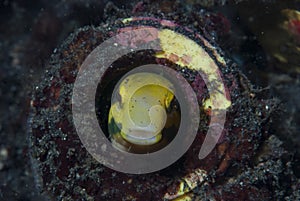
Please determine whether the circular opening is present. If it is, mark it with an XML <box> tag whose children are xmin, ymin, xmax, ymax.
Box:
<box><xmin>95</xmin><ymin>50</ymin><xmax>182</xmax><ymax>154</ymax></box>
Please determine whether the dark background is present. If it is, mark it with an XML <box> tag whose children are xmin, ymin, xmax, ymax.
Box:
<box><xmin>0</xmin><ymin>0</ymin><xmax>299</xmax><ymax>200</ymax></box>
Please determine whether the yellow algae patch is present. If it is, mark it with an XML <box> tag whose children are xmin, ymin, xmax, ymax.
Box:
<box><xmin>121</xmin><ymin>18</ymin><xmax>133</xmax><ymax>24</ymax></box>
<box><xmin>173</xmin><ymin>194</ymin><xmax>194</xmax><ymax>201</ymax></box>
<box><xmin>156</xmin><ymin>29</ymin><xmax>231</xmax><ymax>110</ymax></box>
<box><xmin>164</xmin><ymin>168</ymin><xmax>207</xmax><ymax>200</ymax></box>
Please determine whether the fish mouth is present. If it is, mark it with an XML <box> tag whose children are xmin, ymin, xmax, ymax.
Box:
<box><xmin>121</xmin><ymin>127</ymin><xmax>162</xmax><ymax>145</ymax></box>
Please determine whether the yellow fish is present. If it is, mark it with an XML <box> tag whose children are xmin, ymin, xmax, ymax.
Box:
<box><xmin>108</xmin><ymin>72</ymin><xmax>176</xmax><ymax>151</ymax></box>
